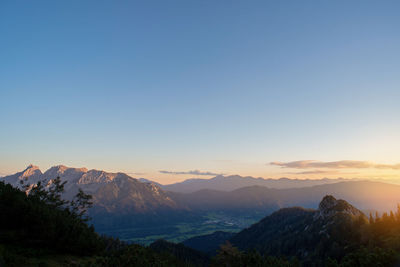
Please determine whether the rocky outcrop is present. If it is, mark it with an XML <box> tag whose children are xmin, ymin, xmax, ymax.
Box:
<box><xmin>315</xmin><ymin>195</ymin><xmax>365</xmax><ymax>220</ymax></box>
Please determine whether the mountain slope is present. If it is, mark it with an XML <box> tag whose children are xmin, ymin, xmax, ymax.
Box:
<box><xmin>92</xmin><ymin>173</ymin><xmax>179</xmax><ymax>214</ymax></box>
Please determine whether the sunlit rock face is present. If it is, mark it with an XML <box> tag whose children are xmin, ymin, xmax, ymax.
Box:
<box><xmin>78</xmin><ymin>170</ymin><xmax>116</xmax><ymax>184</ymax></box>
<box><xmin>42</xmin><ymin>165</ymin><xmax>88</xmax><ymax>192</ymax></box>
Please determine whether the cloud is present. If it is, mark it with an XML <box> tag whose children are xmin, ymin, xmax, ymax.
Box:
<box><xmin>270</xmin><ymin>160</ymin><xmax>400</xmax><ymax>170</ymax></box>
<box><xmin>159</xmin><ymin>170</ymin><xmax>223</xmax><ymax>176</ymax></box>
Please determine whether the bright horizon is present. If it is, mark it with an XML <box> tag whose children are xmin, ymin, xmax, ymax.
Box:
<box><xmin>1</xmin><ymin>1</ymin><xmax>400</xmax><ymax>184</ymax></box>
<box><xmin>2</xmin><ymin>161</ymin><xmax>400</xmax><ymax>185</ymax></box>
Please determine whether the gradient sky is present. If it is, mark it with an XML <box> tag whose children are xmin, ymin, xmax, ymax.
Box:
<box><xmin>1</xmin><ymin>1</ymin><xmax>400</xmax><ymax>183</ymax></box>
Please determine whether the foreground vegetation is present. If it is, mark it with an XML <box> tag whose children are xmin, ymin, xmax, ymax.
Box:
<box><xmin>0</xmin><ymin>179</ymin><xmax>189</xmax><ymax>266</ymax></box>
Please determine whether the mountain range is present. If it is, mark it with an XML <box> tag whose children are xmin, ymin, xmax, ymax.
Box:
<box><xmin>4</xmin><ymin>165</ymin><xmax>400</xmax><ymax>214</ymax></box>
<box><xmin>3</xmin><ymin>164</ymin><xmax>400</xmax><ymax>243</ymax></box>
<box><xmin>160</xmin><ymin>175</ymin><xmax>353</xmax><ymax>193</ymax></box>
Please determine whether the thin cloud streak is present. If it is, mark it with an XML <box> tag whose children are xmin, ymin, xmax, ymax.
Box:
<box><xmin>271</xmin><ymin>160</ymin><xmax>400</xmax><ymax>170</ymax></box>
<box><xmin>159</xmin><ymin>170</ymin><xmax>223</xmax><ymax>176</ymax></box>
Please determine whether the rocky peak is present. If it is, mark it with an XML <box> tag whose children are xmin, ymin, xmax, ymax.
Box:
<box><xmin>22</xmin><ymin>164</ymin><xmax>42</xmax><ymax>178</ymax></box>
<box><xmin>52</xmin><ymin>165</ymin><xmax>87</xmax><ymax>173</ymax></box>
<box><xmin>26</xmin><ymin>164</ymin><xmax>39</xmax><ymax>169</ymax></box>
<box><xmin>318</xmin><ymin>195</ymin><xmax>337</xmax><ymax>211</ymax></box>
<box><xmin>44</xmin><ymin>165</ymin><xmax>88</xmax><ymax>176</ymax></box>
<box><xmin>316</xmin><ymin>195</ymin><xmax>364</xmax><ymax>220</ymax></box>
<box><xmin>24</xmin><ymin>164</ymin><xmax>40</xmax><ymax>172</ymax></box>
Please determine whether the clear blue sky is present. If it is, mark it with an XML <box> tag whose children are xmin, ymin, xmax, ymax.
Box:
<box><xmin>1</xmin><ymin>1</ymin><xmax>400</xmax><ymax>183</ymax></box>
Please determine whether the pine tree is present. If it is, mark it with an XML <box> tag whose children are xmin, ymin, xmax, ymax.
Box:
<box><xmin>375</xmin><ymin>211</ymin><xmax>380</xmax><ymax>222</ymax></box>
<box><xmin>369</xmin><ymin>213</ymin><xmax>374</xmax><ymax>224</ymax></box>
<box><xmin>389</xmin><ymin>211</ymin><xmax>395</xmax><ymax>222</ymax></box>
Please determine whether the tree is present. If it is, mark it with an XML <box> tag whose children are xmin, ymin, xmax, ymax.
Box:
<box><xmin>369</xmin><ymin>213</ymin><xmax>374</xmax><ymax>224</ymax></box>
<box><xmin>375</xmin><ymin>211</ymin><xmax>380</xmax><ymax>223</ymax></box>
<box><xmin>21</xmin><ymin>176</ymin><xmax>93</xmax><ymax>220</ymax></box>
<box><xmin>70</xmin><ymin>188</ymin><xmax>93</xmax><ymax>221</ymax></box>
<box><xmin>213</xmin><ymin>241</ymin><xmax>243</xmax><ymax>267</ymax></box>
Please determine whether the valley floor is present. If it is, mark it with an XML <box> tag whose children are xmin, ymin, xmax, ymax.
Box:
<box><xmin>96</xmin><ymin>211</ymin><xmax>265</xmax><ymax>244</ymax></box>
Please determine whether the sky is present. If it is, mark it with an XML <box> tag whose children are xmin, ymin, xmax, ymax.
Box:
<box><xmin>1</xmin><ymin>1</ymin><xmax>400</xmax><ymax>184</ymax></box>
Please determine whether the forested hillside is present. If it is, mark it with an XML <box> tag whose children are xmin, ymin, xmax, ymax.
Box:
<box><xmin>224</xmin><ymin>195</ymin><xmax>400</xmax><ymax>266</ymax></box>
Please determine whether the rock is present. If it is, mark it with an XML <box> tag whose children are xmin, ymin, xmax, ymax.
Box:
<box><xmin>315</xmin><ymin>195</ymin><xmax>365</xmax><ymax>220</ymax></box>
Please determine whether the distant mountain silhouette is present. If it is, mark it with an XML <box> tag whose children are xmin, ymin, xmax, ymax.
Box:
<box><xmin>162</xmin><ymin>175</ymin><xmax>352</xmax><ymax>193</ymax></box>
<box><xmin>171</xmin><ymin>181</ymin><xmax>400</xmax><ymax>213</ymax></box>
